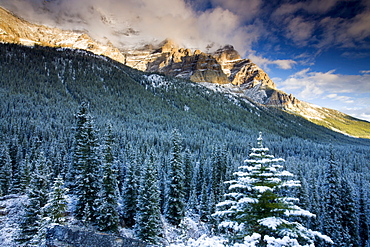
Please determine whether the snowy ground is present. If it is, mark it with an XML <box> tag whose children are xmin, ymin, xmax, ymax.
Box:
<box><xmin>0</xmin><ymin>194</ymin><xmax>26</xmax><ymax>247</ymax></box>
<box><xmin>0</xmin><ymin>194</ymin><xmax>221</xmax><ymax>247</ymax></box>
<box><xmin>0</xmin><ymin>195</ymin><xmax>323</xmax><ymax>247</ymax></box>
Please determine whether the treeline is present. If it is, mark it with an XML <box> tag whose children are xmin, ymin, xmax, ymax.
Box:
<box><xmin>0</xmin><ymin>43</ymin><xmax>369</xmax><ymax>246</ymax></box>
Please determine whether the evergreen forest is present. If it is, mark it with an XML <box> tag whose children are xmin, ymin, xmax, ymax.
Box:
<box><xmin>0</xmin><ymin>43</ymin><xmax>369</xmax><ymax>246</ymax></box>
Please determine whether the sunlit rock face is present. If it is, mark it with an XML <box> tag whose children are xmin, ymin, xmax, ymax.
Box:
<box><xmin>0</xmin><ymin>7</ymin><xmax>126</xmax><ymax>64</ymax></box>
<box><xmin>123</xmin><ymin>41</ymin><xmax>277</xmax><ymax>90</ymax></box>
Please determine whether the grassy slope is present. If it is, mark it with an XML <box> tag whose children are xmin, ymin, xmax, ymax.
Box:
<box><xmin>308</xmin><ymin>107</ymin><xmax>370</xmax><ymax>139</ymax></box>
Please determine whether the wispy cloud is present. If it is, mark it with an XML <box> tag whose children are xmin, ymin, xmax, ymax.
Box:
<box><xmin>343</xmin><ymin>98</ymin><xmax>370</xmax><ymax>122</ymax></box>
<box><xmin>247</xmin><ymin>52</ymin><xmax>297</xmax><ymax>70</ymax></box>
<box><xmin>280</xmin><ymin>68</ymin><xmax>370</xmax><ymax>100</ymax></box>
<box><xmin>325</xmin><ymin>94</ymin><xmax>354</xmax><ymax>104</ymax></box>
<box><xmin>279</xmin><ymin>68</ymin><xmax>370</xmax><ymax>121</ymax></box>
<box><xmin>271</xmin><ymin>0</ymin><xmax>370</xmax><ymax>49</ymax></box>
<box><xmin>285</xmin><ymin>16</ymin><xmax>315</xmax><ymax>46</ymax></box>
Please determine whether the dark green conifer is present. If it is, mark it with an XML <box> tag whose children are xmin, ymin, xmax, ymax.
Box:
<box><xmin>0</xmin><ymin>145</ymin><xmax>12</xmax><ymax>196</ymax></box>
<box><xmin>17</xmin><ymin>150</ymin><xmax>51</xmax><ymax>245</ymax></box>
<box><xmin>165</xmin><ymin>129</ymin><xmax>185</xmax><ymax>226</ymax></box>
<box><xmin>96</xmin><ymin>123</ymin><xmax>120</xmax><ymax>232</ymax></box>
<box><xmin>135</xmin><ymin>151</ymin><xmax>163</xmax><ymax>244</ymax></box>
<box><xmin>71</xmin><ymin>103</ymin><xmax>101</xmax><ymax>224</ymax></box>
<box><xmin>121</xmin><ymin>144</ymin><xmax>139</xmax><ymax>228</ymax></box>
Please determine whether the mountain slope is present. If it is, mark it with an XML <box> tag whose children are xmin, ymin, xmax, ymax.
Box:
<box><xmin>1</xmin><ymin>5</ymin><xmax>370</xmax><ymax>138</ymax></box>
<box><xmin>123</xmin><ymin>40</ymin><xmax>370</xmax><ymax>138</ymax></box>
<box><xmin>1</xmin><ymin>43</ymin><xmax>366</xmax><ymax>145</ymax></box>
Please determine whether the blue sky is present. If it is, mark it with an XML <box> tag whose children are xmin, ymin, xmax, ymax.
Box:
<box><xmin>1</xmin><ymin>0</ymin><xmax>370</xmax><ymax>120</ymax></box>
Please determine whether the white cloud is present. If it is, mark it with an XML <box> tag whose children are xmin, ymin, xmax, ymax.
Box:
<box><xmin>210</xmin><ymin>0</ymin><xmax>262</xmax><ymax>22</ymax></box>
<box><xmin>247</xmin><ymin>53</ymin><xmax>297</xmax><ymax>70</ymax></box>
<box><xmin>325</xmin><ymin>94</ymin><xmax>354</xmax><ymax>104</ymax></box>
<box><xmin>279</xmin><ymin>69</ymin><xmax>370</xmax><ymax>121</ymax></box>
<box><xmin>280</xmin><ymin>68</ymin><xmax>370</xmax><ymax>100</ymax></box>
<box><xmin>343</xmin><ymin>98</ymin><xmax>370</xmax><ymax>122</ymax></box>
<box><xmin>0</xmin><ymin>0</ymin><xmax>262</xmax><ymax>54</ymax></box>
<box><xmin>273</xmin><ymin>0</ymin><xmax>340</xmax><ymax>17</ymax></box>
<box><xmin>285</xmin><ymin>16</ymin><xmax>315</xmax><ymax>46</ymax></box>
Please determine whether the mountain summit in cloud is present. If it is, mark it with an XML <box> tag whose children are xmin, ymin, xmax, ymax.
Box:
<box><xmin>0</xmin><ymin>0</ymin><xmax>259</xmax><ymax>55</ymax></box>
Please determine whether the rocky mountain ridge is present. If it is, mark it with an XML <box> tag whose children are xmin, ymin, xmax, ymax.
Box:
<box><xmin>123</xmin><ymin>39</ymin><xmax>292</xmax><ymax>106</ymax></box>
<box><xmin>1</xmin><ymin>5</ymin><xmax>369</xmax><ymax>138</ymax></box>
<box><xmin>0</xmin><ymin>6</ymin><xmax>125</xmax><ymax>64</ymax></box>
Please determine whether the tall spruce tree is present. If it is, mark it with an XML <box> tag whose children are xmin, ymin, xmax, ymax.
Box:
<box><xmin>358</xmin><ymin>180</ymin><xmax>369</xmax><ymax>247</ymax></box>
<box><xmin>121</xmin><ymin>144</ymin><xmax>139</xmax><ymax>228</ymax></box>
<box><xmin>296</xmin><ymin>171</ymin><xmax>311</xmax><ymax>227</ymax></box>
<box><xmin>213</xmin><ymin>133</ymin><xmax>332</xmax><ymax>246</ymax></box>
<box><xmin>0</xmin><ymin>144</ymin><xmax>12</xmax><ymax>196</ymax></box>
<box><xmin>31</xmin><ymin>175</ymin><xmax>69</xmax><ymax>247</ymax></box>
<box><xmin>135</xmin><ymin>151</ymin><xmax>163</xmax><ymax>245</ymax></box>
<box><xmin>340</xmin><ymin>177</ymin><xmax>359</xmax><ymax>246</ymax></box>
<box><xmin>187</xmin><ymin>161</ymin><xmax>200</xmax><ymax>213</ymax></box>
<box><xmin>9</xmin><ymin>137</ymin><xmax>22</xmax><ymax>193</ymax></box>
<box><xmin>70</xmin><ymin>103</ymin><xmax>101</xmax><ymax>224</ymax></box>
<box><xmin>44</xmin><ymin>175</ymin><xmax>69</xmax><ymax>224</ymax></box>
<box><xmin>211</xmin><ymin>145</ymin><xmax>228</xmax><ymax>203</ymax></box>
<box><xmin>183</xmin><ymin>149</ymin><xmax>193</xmax><ymax>201</ymax></box>
<box><xmin>19</xmin><ymin>154</ymin><xmax>31</xmax><ymax>194</ymax></box>
<box><xmin>165</xmin><ymin>129</ymin><xmax>185</xmax><ymax>226</ymax></box>
<box><xmin>96</xmin><ymin>123</ymin><xmax>120</xmax><ymax>232</ymax></box>
<box><xmin>17</xmin><ymin>151</ymin><xmax>51</xmax><ymax>246</ymax></box>
<box><xmin>322</xmin><ymin>151</ymin><xmax>344</xmax><ymax>246</ymax></box>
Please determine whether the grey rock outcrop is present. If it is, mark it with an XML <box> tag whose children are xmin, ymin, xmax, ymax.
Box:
<box><xmin>46</xmin><ymin>225</ymin><xmax>147</xmax><ymax>247</ymax></box>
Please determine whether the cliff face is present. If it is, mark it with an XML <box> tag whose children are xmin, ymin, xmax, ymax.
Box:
<box><xmin>123</xmin><ymin>40</ymin><xmax>297</xmax><ymax>108</ymax></box>
<box><xmin>124</xmin><ymin>41</ymin><xmax>276</xmax><ymax>87</ymax></box>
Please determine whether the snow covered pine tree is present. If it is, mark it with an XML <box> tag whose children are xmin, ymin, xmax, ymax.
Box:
<box><xmin>70</xmin><ymin>103</ymin><xmax>101</xmax><ymax>225</ymax></box>
<box><xmin>135</xmin><ymin>151</ymin><xmax>163</xmax><ymax>244</ymax></box>
<box><xmin>165</xmin><ymin>129</ymin><xmax>185</xmax><ymax>226</ymax></box>
<box><xmin>96</xmin><ymin>123</ymin><xmax>120</xmax><ymax>232</ymax></box>
<box><xmin>213</xmin><ymin>132</ymin><xmax>332</xmax><ymax>247</ymax></box>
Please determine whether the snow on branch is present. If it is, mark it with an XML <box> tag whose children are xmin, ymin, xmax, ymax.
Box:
<box><xmin>258</xmin><ymin>217</ymin><xmax>285</xmax><ymax>230</ymax></box>
<box><xmin>280</xmin><ymin>180</ymin><xmax>301</xmax><ymax>188</ymax></box>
